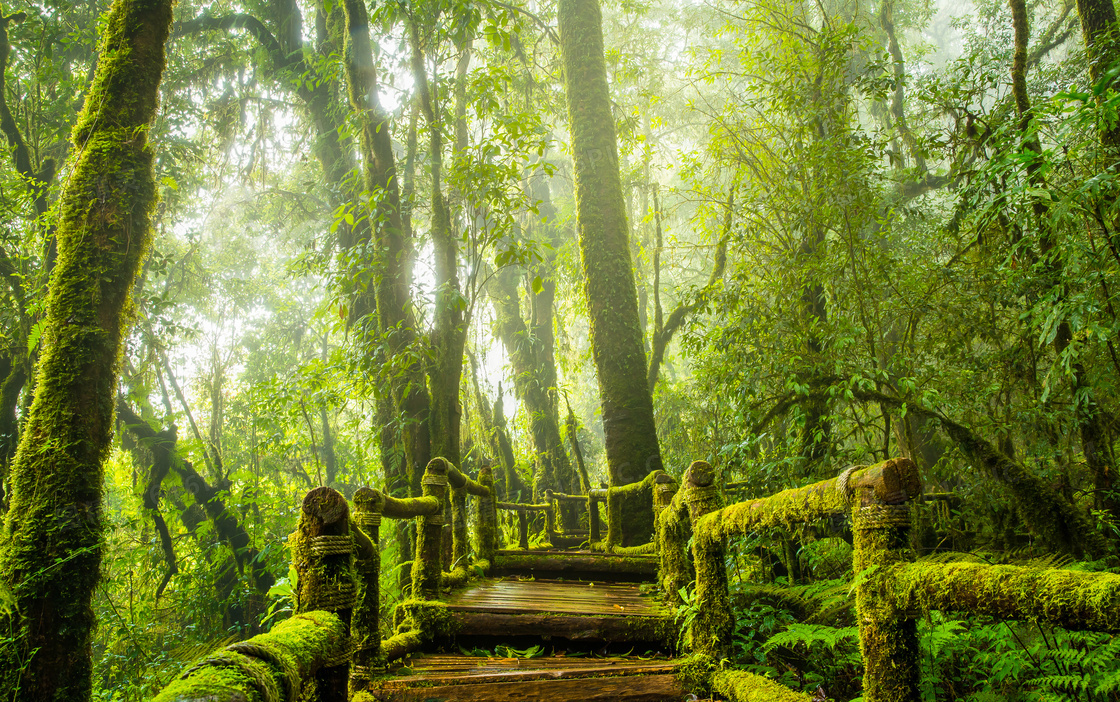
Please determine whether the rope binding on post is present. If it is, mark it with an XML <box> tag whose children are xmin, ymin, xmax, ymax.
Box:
<box><xmin>309</xmin><ymin>534</ymin><xmax>354</xmax><ymax>557</ymax></box>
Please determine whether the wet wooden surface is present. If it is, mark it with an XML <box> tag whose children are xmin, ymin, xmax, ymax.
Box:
<box><xmin>371</xmin><ymin>654</ymin><xmax>687</xmax><ymax>701</ymax></box>
<box><xmin>443</xmin><ymin>577</ymin><xmax>666</xmax><ymax>617</ymax></box>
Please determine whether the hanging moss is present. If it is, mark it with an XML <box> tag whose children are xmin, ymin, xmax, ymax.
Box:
<box><xmin>152</xmin><ymin>611</ymin><xmax>349</xmax><ymax>702</ymax></box>
<box><xmin>711</xmin><ymin>670</ymin><xmax>815</xmax><ymax>701</ymax></box>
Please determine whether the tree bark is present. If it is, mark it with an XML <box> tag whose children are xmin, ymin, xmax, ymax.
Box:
<box><xmin>0</xmin><ymin>0</ymin><xmax>173</xmax><ymax>697</ymax></box>
<box><xmin>558</xmin><ymin>0</ymin><xmax>662</xmax><ymax>544</ymax></box>
<box><xmin>341</xmin><ymin>0</ymin><xmax>431</xmax><ymax>491</ymax></box>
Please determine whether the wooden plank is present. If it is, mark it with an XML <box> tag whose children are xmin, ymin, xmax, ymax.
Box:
<box><xmin>380</xmin><ymin>656</ymin><xmax>679</xmax><ymax>686</ymax></box>
<box><xmin>447</xmin><ymin>611</ymin><xmax>670</xmax><ymax>641</ymax></box>
<box><xmin>370</xmin><ymin>673</ymin><xmax>685</xmax><ymax>701</ymax></box>
<box><xmin>443</xmin><ymin>578</ymin><xmax>665</xmax><ymax>617</ymax></box>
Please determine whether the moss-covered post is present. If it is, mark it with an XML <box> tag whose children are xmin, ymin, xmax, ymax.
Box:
<box><xmin>658</xmin><ymin>469</ymin><xmax>691</xmax><ymax>606</ymax></box>
<box><xmin>0</xmin><ymin>0</ymin><xmax>173</xmax><ymax>696</ymax></box>
<box><xmin>545</xmin><ymin>492</ymin><xmax>558</xmax><ymax>545</ymax></box>
<box><xmin>291</xmin><ymin>487</ymin><xmax>355</xmax><ymax>701</ymax></box>
<box><xmin>851</xmin><ymin>458</ymin><xmax>921</xmax><ymax>702</ymax></box>
<box><xmin>413</xmin><ymin>458</ymin><xmax>448</xmax><ymax>598</ymax></box>
<box><xmin>475</xmin><ymin>465</ymin><xmax>497</xmax><ymax>568</ymax></box>
<box><xmin>685</xmin><ymin>461</ymin><xmax>730</xmax><ymax>659</ymax></box>
<box><xmin>451</xmin><ymin>479</ymin><xmax>470</xmax><ymax>568</ymax></box>
<box><xmin>517</xmin><ymin>509</ymin><xmax>530</xmax><ymax>550</ymax></box>
<box><xmin>589</xmin><ymin>494</ymin><xmax>602</xmax><ymax>542</ymax></box>
<box><xmin>351</xmin><ymin>487</ymin><xmax>383</xmax><ymax>692</ymax></box>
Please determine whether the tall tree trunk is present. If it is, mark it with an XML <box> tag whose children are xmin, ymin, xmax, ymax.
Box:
<box><xmin>342</xmin><ymin>0</ymin><xmax>431</xmax><ymax>491</ymax></box>
<box><xmin>0</xmin><ymin>0</ymin><xmax>173</xmax><ymax>696</ymax></box>
<box><xmin>1011</xmin><ymin>0</ymin><xmax>1118</xmax><ymax>522</ymax></box>
<box><xmin>558</xmin><ymin>0</ymin><xmax>662</xmax><ymax>544</ymax></box>
<box><xmin>1074</xmin><ymin>0</ymin><xmax>1120</xmax><ymax>150</ymax></box>
<box><xmin>409</xmin><ymin>24</ymin><xmax>466</xmax><ymax>472</ymax></box>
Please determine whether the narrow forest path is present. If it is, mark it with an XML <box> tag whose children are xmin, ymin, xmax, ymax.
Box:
<box><xmin>366</xmin><ymin>551</ymin><xmax>687</xmax><ymax>701</ymax></box>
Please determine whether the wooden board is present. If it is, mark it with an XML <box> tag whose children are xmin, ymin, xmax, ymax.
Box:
<box><xmin>380</xmin><ymin>653</ymin><xmax>677</xmax><ymax>686</ymax></box>
<box><xmin>444</xmin><ymin>578</ymin><xmax>665</xmax><ymax>617</ymax></box>
<box><xmin>370</xmin><ymin>673</ymin><xmax>685</xmax><ymax>701</ymax></box>
<box><xmin>448</xmin><ymin>611</ymin><xmax>668</xmax><ymax>641</ymax></box>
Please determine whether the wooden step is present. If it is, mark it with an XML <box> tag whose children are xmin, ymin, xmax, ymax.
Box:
<box><xmin>369</xmin><ymin>654</ymin><xmax>688</xmax><ymax>701</ymax></box>
<box><xmin>493</xmin><ymin>550</ymin><xmax>658</xmax><ymax>581</ymax></box>
<box><xmin>442</xmin><ymin>578</ymin><xmax>673</xmax><ymax>643</ymax></box>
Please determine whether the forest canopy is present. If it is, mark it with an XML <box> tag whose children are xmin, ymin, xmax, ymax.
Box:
<box><xmin>0</xmin><ymin>0</ymin><xmax>1119</xmax><ymax>698</ymax></box>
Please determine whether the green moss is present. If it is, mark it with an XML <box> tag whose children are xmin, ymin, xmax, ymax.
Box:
<box><xmin>657</xmin><ymin>496</ymin><xmax>691</xmax><ymax>606</ymax></box>
<box><xmin>884</xmin><ymin>562</ymin><xmax>1120</xmax><ymax>632</ymax></box>
<box><xmin>711</xmin><ymin>670</ymin><xmax>815</xmax><ymax>701</ymax></box>
<box><xmin>411</xmin><ymin>459</ymin><xmax>448</xmax><ymax>599</ymax></box>
<box><xmin>852</xmin><ymin>503</ymin><xmax>920</xmax><ymax>702</ymax></box>
<box><xmin>394</xmin><ymin>598</ymin><xmax>458</xmax><ymax>640</ymax></box>
<box><xmin>674</xmin><ymin>653</ymin><xmax>718</xmax><ymax>697</ymax></box>
<box><xmin>152</xmin><ymin>611</ymin><xmax>348</xmax><ymax>702</ymax></box>
<box><xmin>0</xmin><ymin>0</ymin><xmax>173</xmax><ymax>696</ymax></box>
<box><xmin>694</xmin><ymin>458</ymin><xmax>920</xmax><ymax>543</ymax></box>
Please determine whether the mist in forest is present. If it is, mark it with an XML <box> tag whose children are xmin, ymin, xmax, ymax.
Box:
<box><xmin>0</xmin><ymin>0</ymin><xmax>1116</xmax><ymax>699</ymax></box>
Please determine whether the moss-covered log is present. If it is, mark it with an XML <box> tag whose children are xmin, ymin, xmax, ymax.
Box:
<box><xmin>885</xmin><ymin>562</ymin><xmax>1120</xmax><ymax>632</ymax></box>
<box><xmin>711</xmin><ymin>670</ymin><xmax>815</xmax><ymax>702</ymax></box>
<box><xmin>0</xmin><ymin>0</ymin><xmax>173</xmax><ymax>697</ymax></box>
<box><xmin>558</xmin><ymin>0</ymin><xmax>662</xmax><ymax>546</ymax></box>
<box><xmin>152</xmin><ymin>611</ymin><xmax>349</xmax><ymax>702</ymax></box>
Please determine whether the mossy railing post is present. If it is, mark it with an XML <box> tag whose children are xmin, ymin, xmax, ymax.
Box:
<box><xmin>351</xmin><ymin>487</ymin><xmax>383</xmax><ymax>693</ymax></box>
<box><xmin>653</xmin><ymin>472</ymin><xmax>677</xmax><ymax>516</ymax></box>
<box><xmin>292</xmin><ymin>486</ymin><xmax>356</xmax><ymax>701</ymax></box>
<box><xmin>850</xmin><ymin>458</ymin><xmax>922</xmax><ymax>702</ymax></box>
<box><xmin>544</xmin><ymin>491</ymin><xmax>558</xmax><ymax>545</ymax></box>
<box><xmin>684</xmin><ymin>460</ymin><xmax>730</xmax><ymax>659</ymax></box>
<box><xmin>517</xmin><ymin>509</ymin><xmax>530</xmax><ymax>549</ymax></box>
<box><xmin>475</xmin><ymin>465</ymin><xmax>497</xmax><ymax>567</ymax></box>
<box><xmin>659</xmin><ymin>465</ymin><xmax>693</xmax><ymax>607</ymax></box>
<box><xmin>413</xmin><ymin>458</ymin><xmax>448</xmax><ymax>599</ymax></box>
<box><xmin>450</xmin><ymin>474</ymin><xmax>470</xmax><ymax>569</ymax></box>
<box><xmin>588</xmin><ymin>491</ymin><xmax>603</xmax><ymax>542</ymax></box>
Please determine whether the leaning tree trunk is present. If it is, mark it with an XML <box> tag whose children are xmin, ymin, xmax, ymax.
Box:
<box><xmin>0</xmin><ymin>0</ymin><xmax>173</xmax><ymax>697</ymax></box>
<box><xmin>558</xmin><ymin>0</ymin><xmax>662</xmax><ymax>544</ymax></box>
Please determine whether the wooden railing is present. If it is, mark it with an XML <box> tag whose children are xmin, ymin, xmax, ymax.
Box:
<box><xmin>155</xmin><ymin>457</ymin><xmax>498</xmax><ymax>701</ymax></box>
<box><xmin>674</xmin><ymin>457</ymin><xmax>1120</xmax><ymax>702</ymax></box>
<box><xmin>493</xmin><ymin>469</ymin><xmax>679</xmax><ymax>553</ymax></box>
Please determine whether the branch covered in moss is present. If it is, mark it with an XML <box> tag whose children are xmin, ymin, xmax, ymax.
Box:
<box><xmin>711</xmin><ymin>670</ymin><xmax>815</xmax><ymax>702</ymax></box>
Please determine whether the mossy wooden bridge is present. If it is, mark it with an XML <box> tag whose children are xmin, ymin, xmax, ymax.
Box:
<box><xmin>154</xmin><ymin>457</ymin><xmax>1120</xmax><ymax>702</ymax></box>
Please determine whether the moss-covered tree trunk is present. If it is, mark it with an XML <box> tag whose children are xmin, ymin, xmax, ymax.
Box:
<box><xmin>1075</xmin><ymin>0</ymin><xmax>1120</xmax><ymax>151</ymax></box>
<box><xmin>0</xmin><ymin>0</ymin><xmax>173</xmax><ymax>696</ymax></box>
<box><xmin>558</xmin><ymin>0</ymin><xmax>662</xmax><ymax>544</ymax></box>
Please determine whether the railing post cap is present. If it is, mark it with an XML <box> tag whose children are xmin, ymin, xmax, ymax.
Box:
<box><xmin>302</xmin><ymin>486</ymin><xmax>349</xmax><ymax>525</ymax></box>
<box><xmin>684</xmin><ymin>460</ymin><xmax>715</xmax><ymax>488</ymax></box>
